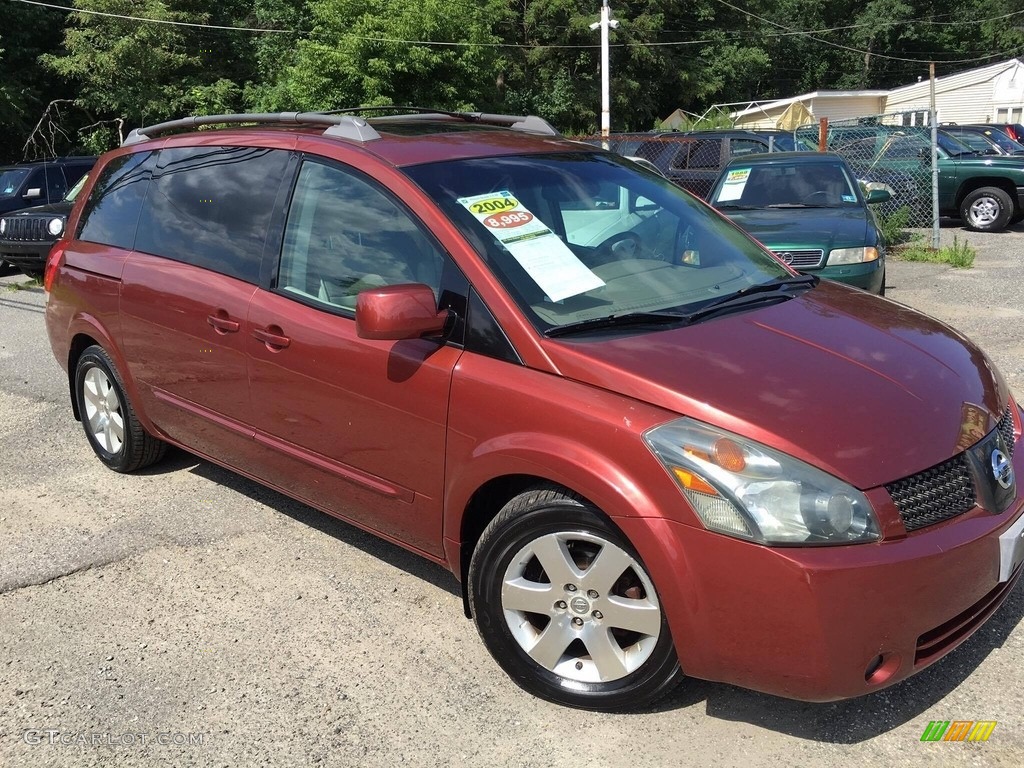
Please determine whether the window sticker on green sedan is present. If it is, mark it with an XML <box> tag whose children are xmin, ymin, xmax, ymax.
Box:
<box><xmin>457</xmin><ymin>190</ymin><xmax>604</xmax><ymax>302</ymax></box>
<box><xmin>717</xmin><ymin>168</ymin><xmax>750</xmax><ymax>202</ymax></box>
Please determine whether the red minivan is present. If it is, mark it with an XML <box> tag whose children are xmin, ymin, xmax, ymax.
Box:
<box><xmin>45</xmin><ymin>110</ymin><xmax>1023</xmax><ymax>711</ymax></box>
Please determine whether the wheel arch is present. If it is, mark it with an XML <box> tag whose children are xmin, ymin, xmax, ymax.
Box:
<box><xmin>65</xmin><ymin>319</ymin><xmax>154</xmax><ymax>436</ymax></box>
<box><xmin>67</xmin><ymin>332</ymin><xmax>99</xmax><ymax>421</ymax></box>
<box><xmin>445</xmin><ymin>436</ymin><xmax>674</xmax><ymax>618</ymax></box>
<box><xmin>954</xmin><ymin>177</ymin><xmax>1017</xmax><ymax>209</ymax></box>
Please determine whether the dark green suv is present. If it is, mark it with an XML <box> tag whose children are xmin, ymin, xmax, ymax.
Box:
<box><xmin>804</xmin><ymin>125</ymin><xmax>1024</xmax><ymax>231</ymax></box>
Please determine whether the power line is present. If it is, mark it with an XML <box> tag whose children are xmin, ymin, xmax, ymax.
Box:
<box><xmin>10</xmin><ymin>0</ymin><xmax>299</xmax><ymax>33</ymax></box>
<box><xmin>710</xmin><ymin>0</ymin><xmax>1024</xmax><ymax>65</ymax></box>
<box><xmin>9</xmin><ymin>0</ymin><xmax>1024</xmax><ymax>60</ymax></box>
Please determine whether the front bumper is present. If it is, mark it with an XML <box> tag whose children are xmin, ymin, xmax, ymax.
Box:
<box><xmin>0</xmin><ymin>239</ymin><xmax>52</xmax><ymax>274</ymax></box>
<box><xmin>808</xmin><ymin>258</ymin><xmax>884</xmax><ymax>293</ymax></box>
<box><xmin>616</xmin><ymin>443</ymin><xmax>1023</xmax><ymax>702</ymax></box>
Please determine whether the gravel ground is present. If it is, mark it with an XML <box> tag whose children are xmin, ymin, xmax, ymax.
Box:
<box><xmin>1</xmin><ymin>223</ymin><xmax>1022</xmax><ymax>767</ymax></box>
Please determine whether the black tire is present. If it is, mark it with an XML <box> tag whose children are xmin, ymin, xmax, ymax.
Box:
<box><xmin>878</xmin><ymin>268</ymin><xmax>886</xmax><ymax>296</ymax></box>
<box><xmin>468</xmin><ymin>486</ymin><xmax>683</xmax><ymax>711</ymax></box>
<box><xmin>959</xmin><ymin>186</ymin><xmax>1012</xmax><ymax>232</ymax></box>
<box><xmin>0</xmin><ymin>260</ymin><xmax>18</xmax><ymax>277</ymax></box>
<box><xmin>74</xmin><ymin>345</ymin><xmax>166</xmax><ymax>472</ymax></box>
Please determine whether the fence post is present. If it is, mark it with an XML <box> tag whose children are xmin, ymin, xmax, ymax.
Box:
<box><xmin>818</xmin><ymin>118</ymin><xmax>828</xmax><ymax>152</ymax></box>
<box><xmin>930</xmin><ymin>62</ymin><xmax>940</xmax><ymax>248</ymax></box>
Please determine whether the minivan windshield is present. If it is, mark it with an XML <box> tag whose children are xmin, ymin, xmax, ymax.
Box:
<box><xmin>405</xmin><ymin>152</ymin><xmax>793</xmax><ymax>334</ymax></box>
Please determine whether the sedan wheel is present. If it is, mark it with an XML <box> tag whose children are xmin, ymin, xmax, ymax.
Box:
<box><xmin>74</xmin><ymin>345</ymin><xmax>166</xmax><ymax>472</ymax></box>
<box><xmin>469</xmin><ymin>486</ymin><xmax>683</xmax><ymax>710</ymax></box>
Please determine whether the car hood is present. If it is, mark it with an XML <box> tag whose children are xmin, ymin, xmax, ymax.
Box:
<box><xmin>543</xmin><ymin>281</ymin><xmax>1008</xmax><ymax>490</ymax></box>
<box><xmin>2</xmin><ymin>201</ymin><xmax>73</xmax><ymax>218</ymax></box>
<box><xmin>719</xmin><ymin>207</ymin><xmax>874</xmax><ymax>251</ymax></box>
<box><xmin>949</xmin><ymin>154</ymin><xmax>1024</xmax><ymax>170</ymax></box>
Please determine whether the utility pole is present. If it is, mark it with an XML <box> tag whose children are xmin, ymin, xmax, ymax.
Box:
<box><xmin>590</xmin><ymin>1</ymin><xmax>619</xmax><ymax>146</ymax></box>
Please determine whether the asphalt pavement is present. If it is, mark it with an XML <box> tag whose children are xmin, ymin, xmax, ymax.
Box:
<box><xmin>1</xmin><ymin>224</ymin><xmax>1023</xmax><ymax>767</ymax></box>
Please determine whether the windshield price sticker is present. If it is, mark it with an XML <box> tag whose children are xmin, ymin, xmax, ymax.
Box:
<box><xmin>717</xmin><ymin>168</ymin><xmax>750</xmax><ymax>202</ymax></box>
<box><xmin>458</xmin><ymin>190</ymin><xmax>604</xmax><ymax>302</ymax></box>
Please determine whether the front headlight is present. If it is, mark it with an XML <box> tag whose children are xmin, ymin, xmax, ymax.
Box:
<box><xmin>47</xmin><ymin>217</ymin><xmax>65</xmax><ymax>236</ymax></box>
<box><xmin>0</xmin><ymin>219</ymin><xmax>6</xmax><ymax>235</ymax></box>
<box><xmin>644</xmin><ymin>418</ymin><xmax>880</xmax><ymax>545</ymax></box>
<box><xmin>828</xmin><ymin>246</ymin><xmax>879</xmax><ymax>265</ymax></box>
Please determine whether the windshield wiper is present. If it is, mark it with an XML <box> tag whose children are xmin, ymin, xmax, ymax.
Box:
<box><xmin>679</xmin><ymin>274</ymin><xmax>818</xmax><ymax>325</ymax></box>
<box><xmin>545</xmin><ymin>311</ymin><xmax>687</xmax><ymax>338</ymax></box>
<box><xmin>545</xmin><ymin>275</ymin><xmax>818</xmax><ymax>336</ymax></box>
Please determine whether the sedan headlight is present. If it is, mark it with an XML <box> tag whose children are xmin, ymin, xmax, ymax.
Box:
<box><xmin>47</xmin><ymin>217</ymin><xmax>65</xmax><ymax>236</ymax></box>
<box><xmin>828</xmin><ymin>246</ymin><xmax>879</xmax><ymax>265</ymax></box>
<box><xmin>644</xmin><ymin>419</ymin><xmax>880</xmax><ymax>545</ymax></box>
<box><xmin>0</xmin><ymin>219</ymin><xmax>6</xmax><ymax>234</ymax></box>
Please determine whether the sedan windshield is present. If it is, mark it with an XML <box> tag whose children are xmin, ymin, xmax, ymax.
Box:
<box><xmin>405</xmin><ymin>152</ymin><xmax>791</xmax><ymax>333</ymax></box>
<box><xmin>710</xmin><ymin>160</ymin><xmax>862</xmax><ymax>209</ymax></box>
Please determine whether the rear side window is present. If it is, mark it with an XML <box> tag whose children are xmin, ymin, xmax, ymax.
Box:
<box><xmin>78</xmin><ymin>152</ymin><xmax>155</xmax><ymax>250</ymax></box>
<box><xmin>684</xmin><ymin>140</ymin><xmax>721</xmax><ymax>169</ymax></box>
<box><xmin>135</xmin><ymin>146</ymin><xmax>290</xmax><ymax>284</ymax></box>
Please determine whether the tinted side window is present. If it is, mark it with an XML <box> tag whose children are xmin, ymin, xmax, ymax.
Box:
<box><xmin>24</xmin><ymin>168</ymin><xmax>45</xmax><ymax>198</ymax></box>
<box><xmin>135</xmin><ymin>146</ymin><xmax>290</xmax><ymax>284</ymax></box>
<box><xmin>64</xmin><ymin>164</ymin><xmax>92</xmax><ymax>189</ymax></box>
<box><xmin>729</xmin><ymin>139</ymin><xmax>769</xmax><ymax>158</ymax></box>
<box><xmin>45</xmin><ymin>166</ymin><xmax>67</xmax><ymax>203</ymax></box>
<box><xmin>277</xmin><ymin>159</ymin><xmax>445</xmax><ymax>312</ymax></box>
<box><xmin>78</xmin><ymin>152</ymin><xmax>155</xmax><ymax>250</ymax></box>
<box><xmin>685</xmin><ymin>140</ymin><xmax>722</xmax><ymax>169</ymax></box>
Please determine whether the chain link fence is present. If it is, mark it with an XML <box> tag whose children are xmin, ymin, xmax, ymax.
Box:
<box><xmin>583</xmin><ymin>116</ymin><xmax>941</xmax><ymax>235</ymax></box>
<box><xmin>795</xmin><ymin>115</ymin><xmax>938</xmax><ymax>231</ymax></box>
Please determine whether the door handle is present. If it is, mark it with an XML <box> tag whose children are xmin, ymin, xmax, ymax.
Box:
<box><xmin>207</xmin><ymin>313</ymin><xmax>240</xmax><ymax>334</ymax></box>
<box><xmin>252</xmin><ymin>326</ymin><xmax>291</xmax><ymax>350</ymax></box>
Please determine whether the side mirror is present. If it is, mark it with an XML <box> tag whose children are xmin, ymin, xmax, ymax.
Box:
<box><xmin>865</xmin><ymin>187</ymin><xmax>892</xmax><ymax>205</ymax></box>
<box><xmin>356</xmin><ymin>283</ymin><xmax>449</xmax><ymax>341</ymax></box>
<box><xmin>23</xmin><ymin>187</ymin><xmax>42</xmax><ymax>200</ymax></box>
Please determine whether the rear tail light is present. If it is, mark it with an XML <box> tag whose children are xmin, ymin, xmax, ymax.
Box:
<box><xmin>43</xmin><ymin>240</ymin><xmax>66</xmax><ymax>293</ymax></box>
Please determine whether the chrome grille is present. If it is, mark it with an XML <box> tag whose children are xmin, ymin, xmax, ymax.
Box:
<box><xmin>1</xmin><ymin>215</ymin><xmax>50</xmax><ymax>242</ymax></box>
<box><xmin>770</xmin><ymin>249</ymin><xmax>823</xmax><ymax>268</ymax></box>
<box><xmin>886</xmin><ymin>454</ymin><xmax>976</xmax><ymax>532</ymax></box>
<box><xmin>998</xmin><ymin>406</ymin><xmax>1015</xmax><ymax>456</ymax></box>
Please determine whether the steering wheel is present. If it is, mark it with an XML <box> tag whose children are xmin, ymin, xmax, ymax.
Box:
<box><xmin>596</xmin><ymin>231</ymin><xmax>643</xmax><ymax>258</ymax></box>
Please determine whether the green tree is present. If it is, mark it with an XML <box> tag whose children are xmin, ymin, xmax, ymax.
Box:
<box><xmin>271</xmin><ymin>0</ymin><xmax>506</xmax><ymax>111</ymax></box>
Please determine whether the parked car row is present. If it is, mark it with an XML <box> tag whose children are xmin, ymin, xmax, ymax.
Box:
<box><xmin>592</xmin><ymin>124</ymin><xmax>1024</xmax><ymax>235</ymax></box>
<box><xmin>0</xmin><ymin>156</ymin><xmax>96</xmax><ymax>276</ymax></box>
<box><xmin>582</xmin><ymin>130</ymin><xmax>816</xmax><ymax>200</ymax></box>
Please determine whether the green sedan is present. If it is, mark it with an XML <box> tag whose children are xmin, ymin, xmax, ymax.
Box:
<box><xmin>709</xmin><ymin>152</ymin><xmax>890</xmax><ymax>294</ymax></box>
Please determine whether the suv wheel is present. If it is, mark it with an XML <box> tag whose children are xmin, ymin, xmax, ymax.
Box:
<box><xmin>74</xmin><ymin>345</ymin><xmax>166</xmax><ymax>472</ymax></box>
<box><xmin>468</xmin><ymin>486</ymin><xmax>683</xmax><ymax>711</ymax></box>
<box><xmin>960</xmin><ymin>187</ymin><xmax>1012</xmax><ymax>232</ymax></box>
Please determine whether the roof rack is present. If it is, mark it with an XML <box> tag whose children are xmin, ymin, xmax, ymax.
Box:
<box><xmin>122</xmin><ymin>112</ymin><xmax>383</xmax><ymax>146</ymax></box>
<box><xmin>323</xmin><ymin>105</ymin><xmax>559</xmax><ymax>136</ymax></box>
<box><xmin>121</xmin><ymin>107</ymin><xmax>559</xmax><ymax>146</ymax></box>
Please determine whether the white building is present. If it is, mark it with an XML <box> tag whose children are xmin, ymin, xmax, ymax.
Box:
<box><xmin>723</xmin><ymin>59</ymin><xmax>1024</xmax><ymax>129</ymax></box>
